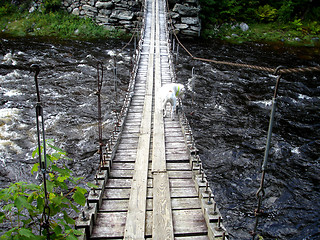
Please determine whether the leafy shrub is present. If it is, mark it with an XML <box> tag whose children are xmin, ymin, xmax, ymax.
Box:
<box><xmin>0</xmin><ymin>3</ymin><xmax>17</xmax><ymax>17</ymax></box>
<box><xmin>43</xmin><ymin>0</ymin><xmax>62</xmax><ymax>13</ymax></box>
<box><xmin>256</xmin><ymin>5</ymin><xmax>278</xmax><ymax>23</ymax></box>
<box><xmin>291</xmin><ymin>18</ymin><xmax>303</xmax><ymax>31</ymax></box>
<box><xmin>0</xmin><ymin>140</ymin><xmax>87</xmax><ymax>240</ymax></box>
<box><xmin>308</xmin><ymin>21</ymin><xmax>320</xmax><ymax>35</ymax></box>
<box><xmin>277</xmin><ymin>1</ymin><xmax>295</xmax><ymax>22</ymax></box>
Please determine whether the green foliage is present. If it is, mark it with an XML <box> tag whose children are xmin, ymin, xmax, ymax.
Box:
<box><xmin>307</xmin><ymin>6</ymin><xmax>320</xmax><ymax>22</ymax></box>
<box><xmin>256</xmin><ymin>5</ymin><xmax>278</xmax><ymax>23</ymax></box>
<box><xmin>43</xmin><ymin>0</ymin><xmax>62</xmax><ymax>13</ymax></box>
<box><xmin>307</xmin><ymin>21</ymin><xmax>320</xmax><ymax>35</ymax></box>
<box><xmin>198</xmin><ymin>0</ymin><xmax>320</xmax><ymax>46</ymax></box>
<box><xmin>0</xmin><ymin>140</ymin><xmax>87</xmax><ymax>240</ymax></box>
<box><xmin>291</xmin><ymin>18</ymin><xmax>303</xmax><ymax>31</ymax></box>
<box><xmin>0</xmin><ymin>9</ymin><xmax>128</xmax><ymax>40</ymax></box>
<box><xmin>0</xmin><ymin>2</ymin><xmax>17</xmax><ymax>17</ymax></box>
<box><xmin>199</xmin><ymin>0</ymin><xmax>320</xmax><ymax>25</ymax></box>
<box><xmin>277</xmin><ymin>1</ymin><xmax>295</xmax><ymax>22</ymax></box>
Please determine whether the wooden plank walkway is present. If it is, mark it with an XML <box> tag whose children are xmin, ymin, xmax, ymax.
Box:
<box><xmin>76</xmin><ymin>0</ymin><xmax>228</xmax><ymax>239</ymax></box>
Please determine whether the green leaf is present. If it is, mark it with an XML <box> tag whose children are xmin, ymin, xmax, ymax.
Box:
<box><xmin>53</xmin><ymin>225</ymin><xmax>62</xmax><ymax>235</ymax></box>
<box><xmin>47</xmin><ymin>143</ymin><xmax>65</xmax><ymax>154</ymax></box>
<box><xmin>50</xmin><ymin>194</ymin><xmax>63</xmax><ymax>206</ymax></box>
<box><xmin>56</xmin><ymin>181</ymin><xmax>68</xmax><ymax>190</ymax></box>
<box><xmin>18</xmin><ymin>228</ymin><xmax>35</xmax><ymax>238</ymax></box>
<box><xmin>37</xmin><ymin>197</ymin><xmax>44</xmax><ymax>211</ymax></box>
<box><xmin>3</xmin><ymin>227</ymin><xmax>18</xmax><ymax>237</ymax></box>
<box><xmin>57</xmin><ymin>175</ymin><xmax>68</xmax><ymax>183</ymax></box>
<box><xmin>3</xmin><ymin>203</ymin><xmax>14</xmax><ymax>212</ymax></box>
<box><xmin>52</xmin><ymin>165</ymin><xmax>71</xmax><ymax>176</ymax></box>
<box><xmin>31</xmin><ymin>163</ymin><xmax>39</xmax><ymax>175</ymax></box>
<box><xmin>63</xmin><ymin>211</ymin><xmax>75</xmax><ymax>225</ymax></box>
<box><xmin>66</xmin><ymin>233</ymin><xmax>78</xmax><ymax>240</ymax></box>
<box><xmin>22</xmin><ymin>218</ymin><xmax>32</xmax><ymax>226</ymax></box>
<box><xmin>14</xmin><ymin>195</ymin><xmax>32</xmax><ymax>210</ymax></box>
<box><xmin>45</xmin><ymin>179</ymin><xmax>55</xmax><ymax>192</ymax></box>
<box><xmin>32</xmin><ymin>148</ymin><xmax>40</xmax><ymax>158</ymax></box>
<box><xmin>52</xmin><ymin>152</ymin><xmax>61</xmax><ymax>160</ymax></box>
<box><xmin>26</xmin><ymin>183</ymin><xmax>40</xmax><ymax>191</ymax></box>
<box><xmin>73</xmin><ymin>229</ymin><xmax>84</xmax><ymax>236</ymax></box>
<box><xmin>72</xmin><ymin>187</ymin><xmax>87</xmax><ymax>206</ymax></box>
<box><xmin>87</xmin><ymin>182</ymin><xmax>98</xmax><ymax>189</ymax></box>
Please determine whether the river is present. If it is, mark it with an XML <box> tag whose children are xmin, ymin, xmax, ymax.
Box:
<box><xmin>1</xmin><ymin>37</ymin><xmax>319</xmax><ymax>239</ymax></box>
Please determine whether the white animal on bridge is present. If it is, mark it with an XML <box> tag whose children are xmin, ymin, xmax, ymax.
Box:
<box><xmin>160</xmin><ymin>83</ymin><xmax>185</xmax><ymax>120</ymax></box>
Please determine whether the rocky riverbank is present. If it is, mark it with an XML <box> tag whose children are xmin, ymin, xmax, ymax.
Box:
<box><xmin>29</xmin><ymin>0</ymin><xmax>201</xmax><ymax>37</ymax></box>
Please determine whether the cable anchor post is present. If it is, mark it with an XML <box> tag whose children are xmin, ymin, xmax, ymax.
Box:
<box><xmin>96</xmin><ymin>62</ymin><xmax>104</xmax><ymax>169</ymax></box>
<box><xmin>262</xmin><ymin>66</ymin><xmax>284</xmax><ymax>171</ymax></box>
<box><xmin>252</xmin><ymin>66</ymin><xmax>284</xmax><ymax>239</ymax></box>
<box><xmin>30</xmin><ymin>64</ymin><xmax>50</xmax><ymax>240</ymax></box>
<box><xmin>113</xmin><ymin>57</ymin><xmax>118</xmax><ymax>103</ymax></box>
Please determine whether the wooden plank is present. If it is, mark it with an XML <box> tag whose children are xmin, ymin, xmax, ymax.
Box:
<box><xmin>166</xmin><ymin>153</ymin><xmax>190</xmax><ymax>162</ymax></box>
<box><xmin>166</xmin><ymin>142</ymin><xmax>187</xmax><ymax>149</ymax></box>
<box><xmin>90</xmin><ymin>212</ymin><xmax>126</xmax><ymax>239</ymax></box>
<box><xmin>123</xmin><ymin>103</ymin><xmax>152</xmax><ymax>240</ymax></box>
<box><xmin>167</xmin><ymin>163</ymin><xmax>190</xmax><ymax>170</ymax></box>
<box><xmin>146</xmin><ymin>198</ymin><xmax>202</xmax><ymax>211</ymax></box>
<box><xmin>168</xmin><ymin>171</ymin><xmax>193</xmax><ymax>179</ymax></box>
<box><xmin>165</xmin><ymin>131</ymin><xmax>184</xmax><ymax>137</ymax></box>
<box><xmin>147</xmin><ymin>237</ymin><xmax>209</xmax><ymax>240</ymax></box>
<box><xmin>118</xmin><ymin>143</ymin><xmax>139</xmax><ymax>150</ymax></box>
<box><xmin>111</xmin><ymin>162</ymin><xmax>135</xmax><ymax>170</ymax></box>
<box><xmin>122</xmin><ymin>123</ymin><xmax>141</xmax><ymax>128</ymax></box>
<box><xmin>119</xmin><ymin>138</ymin><xmax>139</xmax><ymax>145</ymax></box>
<box><xmin>106</xmin><ymin>179</ymin><xmax>132</xmax><ymax>188</ymax></box>
<box><xmin>166</xmin><ymin>148</ymin><xmax>189</xmax><ymax>155</ymax></box>
<box><xmin>172</xmin><ymin>209</ymin><xmax>208</xmax><ymax>236</ymax></box>
<box><xmin>146</xmin><ymin>210</ymin><xmax>208</xmax><ymax>238</ymax></box>
<box><xmin>100</xmin><ymin>199</ymin><xmax>128</xmax><ymax>212</ymax></box>
<box><xmin>171</xmin><ymin>198</ymin><xmax>202</xmax><ymax>210</ymax></box>
<box><xmin>152</xmin><ymin>173</ymin><xmax>174</xmax><ymax>240</ymax></box>
<box><xmin>104</xmin><ymin>188</ymin><xmax>131</xmax><ymax>199</ymax></box>
<box><xmin>166</xmin><ymin>136</ymin><xmax>185</xmax><ymax>142</ymax></box>
<box><xmin>151</xmin><ymin>1</ymin><xmax>174</xmax><ymax>238</ymax></box>
<box><xmin>123</xmin><ymin>0</ymin><xmax>155</xmax><ymax>236</ymax></box>
<box><xmin>174</xmin><ymin>236</ymin><xmax>209</xmax><ymax>240</ymax></box>
<box><xmin>169</xmin><ymin>179</ymin><xmax>195</xmax><ymax>188</ymax></box>
<box><xmin>170</xmin><ymin>188</ymin><xmax>198</xmax><ymax>198</ymax></box>
<box><xmin>109</xmin><ymin>170</ymin><xmax>133</xmax><ymax>178</ymax></box>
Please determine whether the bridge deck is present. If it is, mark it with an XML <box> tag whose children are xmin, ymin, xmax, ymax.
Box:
<box><xmin>76</xmin><ymin>0</ymin><xmax>227</xmax><ymax>239</ymax></box>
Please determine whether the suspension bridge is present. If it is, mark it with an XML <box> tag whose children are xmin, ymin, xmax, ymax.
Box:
<box><xmin>75</xmin><ymin>0</ymin><xmax>228</xmax><ymax>238</ymax></box>
<box><xmin>70</xmin><ymin>0</ymin><xmax>320</xmax><ymax>237</ymax></box>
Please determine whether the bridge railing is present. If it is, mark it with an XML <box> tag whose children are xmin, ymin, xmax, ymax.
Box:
<box><xmin>75</xmin><ymin>2</ymin><xmax>148</xmax><ymax>238</ymax></box>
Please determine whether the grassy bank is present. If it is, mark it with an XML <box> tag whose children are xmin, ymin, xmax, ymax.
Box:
<box><xmin>1</xmin><ymin>1</ymin><xmax>319</xmax><ymax>47</ymax></box>
<box><xmin>0</xmin><ymin>10</ymin><xmax>128</xmax><ymax>40</ymax></box>
<box><xmin>202</xmin><ymin>22</ymin><xmax>320</xmax><ymax>47</ymax></box>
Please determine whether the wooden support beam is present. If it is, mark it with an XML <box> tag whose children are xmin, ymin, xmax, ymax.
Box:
<box><xmin>123</xmin><ymin>0</ymin><xmax>155</xmax><ymax>238</ymax></box>
<box><xmin>152</xmin><ymin>0</ymin><xmax>174</xmax><ymax>238</ymax></box>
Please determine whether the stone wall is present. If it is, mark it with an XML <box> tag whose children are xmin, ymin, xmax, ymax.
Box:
<box><xmin>30</xmin><ymin>0</ymin><xmax>201</xmax><ymax>37</ymax></box>
<box><xmin>169</xmin><ymin>0</ymin><xmax>201</xmax><ymax>37</ymax></box>
<box><xmin>62</xmin><ymin>0</ymin><xmax>143</xmax><ymax>31</ymax></box>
